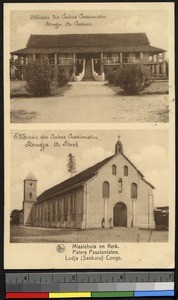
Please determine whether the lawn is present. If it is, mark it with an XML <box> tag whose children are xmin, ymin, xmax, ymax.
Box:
<box><xmin>10</xmin><ymin>80</ymin><xmax>72</xmax><ymax>98</ymax></box>
<box><xmin>10</xmin><ymin>81</ymin><xmax>169</xmax><ymax>123</ymax></box>
<box><xmin>107</xmin><ymin>80</ymin><xmax>169</xmax><ymax>95</ymax></box>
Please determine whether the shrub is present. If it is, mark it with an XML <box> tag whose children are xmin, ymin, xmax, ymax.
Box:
<box><xmin>118</xmin><ymin>65</ymin><xmax>151</xmax><ymax>95</ymax></box>
<box><xmin>25</xmin><ymin>58</ymin><xmax>57</xmax><ymax>96</ymax></box>
<box><xmin>107</xmin><ymin>71</ymin><xmax>120</xmax><ymax>86</ymax></box>
<box><xmin>57</xmin><ymin>73</ymin><xmax>69</xmax><ymax>87</ymax></box>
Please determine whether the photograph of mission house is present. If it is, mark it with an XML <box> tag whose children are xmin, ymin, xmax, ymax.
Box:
<box><xmin>18</xmin><ymin>137</ymin><xmax>155</xmax><ymax>231</ymax></box>
<box><xmin>10</xmin><ymin>32</ymin><xmax>168</xmax><ymax>81</ymax></box>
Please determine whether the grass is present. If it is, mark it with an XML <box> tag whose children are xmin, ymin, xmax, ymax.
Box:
<box><xmin>10</xmin><ymin>80</ymin><xmax>72</xmax><ymax>98</ymax></box>
<box><xmin>107</xmin><ymin>80</ymin><xmax>169</xmax><ymax>96</ymax></box>
<box><xmin>10</xmin><ymin>109</ymin><xmax>37</xmax><ymax>123</ymax></box>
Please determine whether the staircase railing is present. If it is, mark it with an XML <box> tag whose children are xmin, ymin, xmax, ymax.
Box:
<box><xmin>73</xmin><ymin>59</ymin><xmax>86</xmax><ymax>82</ymax></box>
<box><xmin>91</xmin><ymin>59</ymin><xmax>105</xmax><ymax>81</ymax></box>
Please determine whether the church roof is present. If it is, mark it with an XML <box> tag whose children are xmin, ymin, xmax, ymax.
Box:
<box><xmin>11</xmin><ymin>33</ymin><xmax>165</xmax><ymax>55</ymax></box>
<box><xmin>37</xmin><ymin>155</ymin><xmax>115</xmax><ymax>201</ymax></box>
<box><xmin>24</xmin><ymin>172</ymin><xmax>37</xmax><ymax>181</ymax></box>
<box><xmin>37</xmin><ymin>152</ymin><xmax>155</xmax><ymax>202</ymax></box>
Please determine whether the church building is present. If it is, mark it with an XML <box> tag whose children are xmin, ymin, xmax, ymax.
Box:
<box><xmin>20</xmin><ymin>137</ymin><xmax>155</xmax><ymax>229</ymax></box>
<box><xmin>10</xmin><ymin>33</ymin><xmax>167</xmax><ymax>81</ymax></box>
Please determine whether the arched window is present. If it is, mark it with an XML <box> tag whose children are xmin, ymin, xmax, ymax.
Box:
<box><xmin>112</xmin><ymin>165</ymin><xmax>117</xmax><ymax>175</ymax></box>
<box><xmin>124</xmin><ymin>166</ymin><xmax>128</xmax><ymax>176</ymax></box>
<box><xmin>131</xmin><ymin>183</ymin><xmax>137</xmax><ymax>199</ymax></box>
<box><xmin>118</xmin><ymin>178</ymin><xmax>122</xmax><ymax>192</ymax></box>
<box><xmin>102</xmin><ymin>181</ymin><xmax>110</xmax><ymax>198</ymax></box>
<box><xmin>29</xmin><ymin>192</ymin><xmax>32</xmax><ymax>198</ymax></box>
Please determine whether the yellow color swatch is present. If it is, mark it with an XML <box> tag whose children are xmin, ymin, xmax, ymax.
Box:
<box><xmin>49</xmin><ymin>292</ymin><xmax>91</xmax><ymax>298</ymax></box>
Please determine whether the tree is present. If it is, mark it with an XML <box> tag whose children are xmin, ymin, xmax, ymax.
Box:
<box><xmin>10</xmin><ymin>209</ymin><xmax>21</xmax><ymax>224</ymax></box>
<box><xmin>67</xmin><ymin>153</ymin><xmax>76</xmax><ymax>177</ymax></box>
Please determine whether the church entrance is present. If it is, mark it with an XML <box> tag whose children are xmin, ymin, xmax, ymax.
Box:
<box><xmin>113</xmin><ymin>202</ymin><xmax>127</xmax><ymax>227</ymax></box>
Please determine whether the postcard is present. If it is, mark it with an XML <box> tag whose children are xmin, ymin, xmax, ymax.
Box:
<box><xmin>4</xmin><ymin>2</ymin><xmax>175</xmax><ymax>270</ymax></box>
<box><xmin>5</xmin><ymin>2</ymin><xmax>174</xmax><ymax>123</ymax></box>
<box><xmin>4</xmin><ymin>129</ymin><xmax>174</xmax><ymax>269</ymax></box>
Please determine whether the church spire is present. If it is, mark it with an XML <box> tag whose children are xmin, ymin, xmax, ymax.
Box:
<box><xmin>115</xmin><ymin>135</ymin><xmax>123</xmax><ymax>154</ymax></box>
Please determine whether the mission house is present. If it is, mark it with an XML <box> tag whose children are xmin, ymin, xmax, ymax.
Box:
<box><xmin>10</xmin><ymin>33</ymin><xmax>167</xmax><ymax>81</ymax></box>
<box><xmin>20</xmin><ymin>137</ymin><xmax>155</xmax><ymax>229</ymax></box>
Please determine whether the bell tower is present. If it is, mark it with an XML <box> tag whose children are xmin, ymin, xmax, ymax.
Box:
<box><xmin>23</xmin><ymin>172</ymin><xmax>37</xmax><ymax>225</ymax></box>
<box><xmin>115</xmin><ymin>135</ymin><xmax>123</xmax><ymax>154</ymax></box>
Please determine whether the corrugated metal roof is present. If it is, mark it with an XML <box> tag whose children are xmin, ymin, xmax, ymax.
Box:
<box><xmin>11</xmin><ymin>33</ymin><xmax>165</xmax><ymax>55</ymax></box>
<box><xmin>37</xmin><ymin>155</ymin><xmax>114</xmax><ymax>201</ymax></box>
<box><xmin>11</xmin><ymin>44</ymin><xmax>165</xmax><ymax>55</ymax></box>
<box><xmin>27</xmin><ymin>33</ymin><xmax>150</xmax><ymax>48</ymax></box>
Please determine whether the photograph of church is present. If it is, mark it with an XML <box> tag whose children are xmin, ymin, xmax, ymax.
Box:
<box><xmin>19</xmin><ymin>137</ymin><xmax>155</xmax><ymax>230</ymax></box>
<box><xmin>10</xmin><ymin>32</ymin><xmax>167</xmax><ymax>81</ymax></box>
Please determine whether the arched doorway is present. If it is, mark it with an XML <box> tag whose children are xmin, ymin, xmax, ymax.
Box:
<box><xmin>113</xmin><ymin>202</ymin><xmax>127</xmax><ymax>227</ymax></box>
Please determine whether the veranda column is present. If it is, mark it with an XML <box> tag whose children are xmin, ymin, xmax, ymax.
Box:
<box><xmin>155</xmin><ymin>54</ymin><xmax>159</xmax><ymax>76</ymax></box>
<box><xmin>151</xmin><ymin>64</ymin><xmax>155</xmax><ymax>76</ymax></box>
<box><xmin>73</xmin><ymin>53</ymin><xmax>76</xmax><ymax>75</ymax></box>
<box><xmin>140</xmin><ymin>52</ymin><xmax>143</xmax><ymax>61</ymax></box>
<box><xmin>119</xmin><ymin>52</ymin><xmax>122</xmax><ymax>64</ymax></box>
<box><xmin>32</xmin><ymin>53</ymin><xmax>36</xmax><ymax>61</ymax></box>
<box><xmin>54</xmin><ymin>53</ymin><xmax>58</xmax><ymax>76</ymax></box>
<box><xmin>161</xmin><ymin>52</ymin><xmax>166</xmax><ymax>77</ymax></box>
<box><xmin>54</xmin><ymin>53</ymin><xmax>57</xmax><ymax>64</ymax></box>
<box><xmin>100</xmin><ymin>52</ymin><xmax>104</xmax><ymax>73</ymax></box>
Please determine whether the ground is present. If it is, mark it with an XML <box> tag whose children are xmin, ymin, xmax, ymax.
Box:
<box><xmin>10</xmin><ymin>225</ymin><xmax>168</xmax><ymax>243</ymax></box>
<box><xmin>10</xmin><ymin>80</ymin><xmax>169</xmax><ymax>123</ymax></box>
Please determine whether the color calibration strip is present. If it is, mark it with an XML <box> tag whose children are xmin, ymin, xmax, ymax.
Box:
<box><xmin>5</xmin><ymin>272</ymin><xmax>174</xmax><ymax>298</ymax></box>
<box><xmin>6</xmin><ymin>290</ymin><xmax>175</xmax><ymax>298</ymax></box>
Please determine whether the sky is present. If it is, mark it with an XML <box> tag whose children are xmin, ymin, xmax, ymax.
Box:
<box><xmin>10</xmin><ymin>129</ymin><xmax>169</xmax><ymax>211</ymax></box>
<box><xmin>10</xmin><ymin>9</ymin><xmax>169</xmax><ymax>52</ymax></box>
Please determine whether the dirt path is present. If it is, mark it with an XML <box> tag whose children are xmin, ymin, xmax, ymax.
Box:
<box><xmin>11</xmin><ymin>225</ymin><xmax>168</xmax><ymax>243</ymax></box>
<box><xmin>10</xmin><ymin>81</ymin><xmax>169</xmax><ymax>123</ymax></box>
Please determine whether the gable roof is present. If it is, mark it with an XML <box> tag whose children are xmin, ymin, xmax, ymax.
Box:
<box><xmin>11</xmin><ymin>33</ymin><xmax>165</xmax><ymax>55</ymax></box>
<box><xmin>37</xmin><ymin>152</ymin><xmax>155</xmax><ymax>202</ymax></box>
<box><xmin>37</xmin><ymin>155</ymin><xmax>115</xmax><ymax>201</ymax></box>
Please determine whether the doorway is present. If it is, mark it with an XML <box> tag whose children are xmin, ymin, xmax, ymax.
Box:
<box><xmin>113</xmin><ymin>202</ymin><xmax>127</xmax><ymax>227</ymax></box>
